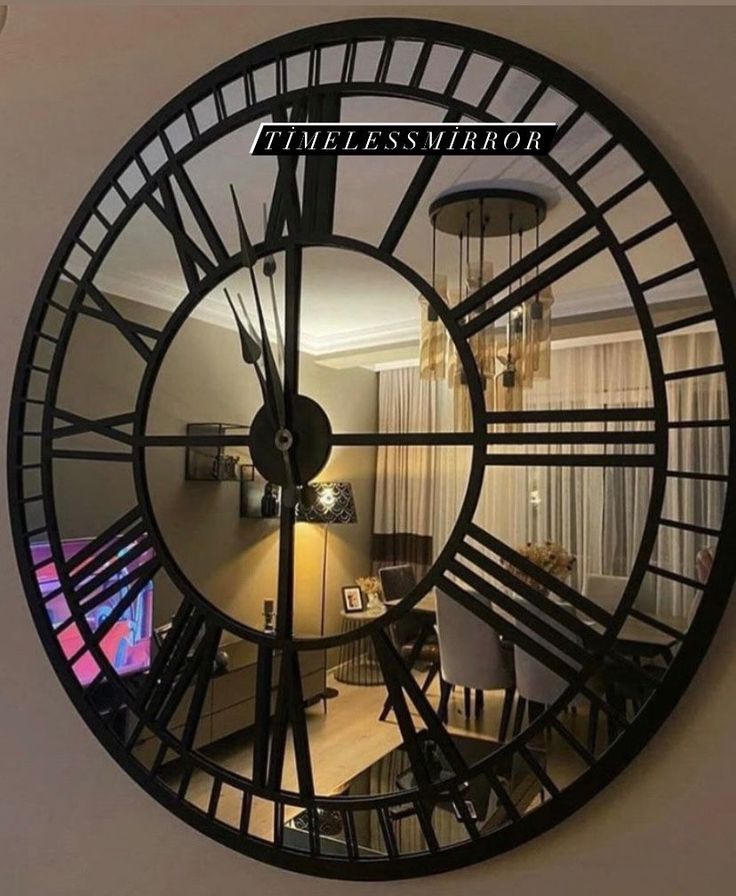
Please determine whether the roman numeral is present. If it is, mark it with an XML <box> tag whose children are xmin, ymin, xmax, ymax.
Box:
<box><xmin>265</xmin><ymin>94</ymin><xmax>341</xmax><ymax>243</ymax></box>
<box><xmin>64</xmin><ymin>275</ymin><xmax>162</xmax><ymax>362</ymax></box>
<box><xmin>63</xmin><ymin>565</ymin><xmax>157</xmax><ymax>666</ymax></box>
<box><xmin>251</xmin><ymin>644</ymin><xmax>315</xmax><ymax>798</ymax></box>
<box><xmin>380</xmin><ymin>109</ymin><xmax>462</xmax><ymax>255</ymax></box>
<box><xmin>371</xmin><ymin>630</ymin><xmax>481</xmax><ymax>846</ymax></box>
<box><xmin>51</xmin><ymin>409</ymin><xmax>135</xmax><ymax>463</ymax></box>
<box><xmin>459</xmin><ymin>226</ymin><xmax>607</xmax><ymax>338</ymax></box>
<box><xmin>452</xmin><ymin>212</ymin><xmax>599</xmax><ymax>323</ymax></box>
<box><xmin>127</xmin><ymin>602</ymin><xmax>215</xmax><ymax>749</ymax></box>
<box><xmin>45</xmin><ymin>507</ymin><xmax>155</xmax><ymax>615</ymax></box>
<box><xmin>439</xmin><ymin>531</ymin><xmax>650</xmax><ymax>711</ymax></box>
<box><xmin>484</xmin><ymin>407</ymin><xmax>658</xmax><ymax>468</ymax></box>
<box><xmin>143</xmin><ymin>157</ymin><xmax>228</xmax><ymax>292</ymax></box>
<box><xmin>265</xmin><ymin>118</ymin><xmax>300</xmax><ymax>243</ymax></box>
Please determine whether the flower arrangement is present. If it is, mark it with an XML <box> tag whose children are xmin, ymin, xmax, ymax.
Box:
<box><xmin>355</xmin><ymin>576</ymin><xmax>382</xmax><ymax>597</ymax></box>
<box><xmin>355</xmin><ymin>576</ymin><xmax>383</xmax><ymax>611</ymax></box>
<box><xmin>515</xmin><ymin>540</ymin><xmax>576</xmax><ymax>583</ymax></box>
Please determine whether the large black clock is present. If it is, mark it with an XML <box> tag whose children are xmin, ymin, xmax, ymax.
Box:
<box><xmin>7</xmin><ymin>18</ymin><xmax>736</xmax><ymax>879</ymax></box>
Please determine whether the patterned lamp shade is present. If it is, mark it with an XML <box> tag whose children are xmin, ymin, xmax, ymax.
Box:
<box><xmin>296</xmin><ymin>481</ymin><xmax>357</xmax><ymax>524</ymax></box>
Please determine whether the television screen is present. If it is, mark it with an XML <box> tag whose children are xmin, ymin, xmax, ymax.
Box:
<box><xmin>31</xmin><ymin>537</ymin><xmax>154</xmax><ymax>688</ymax></box>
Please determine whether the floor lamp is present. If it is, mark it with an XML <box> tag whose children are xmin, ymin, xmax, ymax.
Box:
<box><xmin>297</xmin><ymin>481</ymin><xmax>357</xmax><ymax>700</ymax></box>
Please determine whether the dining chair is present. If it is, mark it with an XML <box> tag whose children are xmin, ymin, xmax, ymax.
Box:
<box><xmin>379</xmin><ymin>564</ymin><xmax>417</xmax><ymax>604</ymax></box>
<box><xmin>584</xmin><ymin>573</ymin><xmax>627</xmax><ymax>613</ymax></box>
<box><xmin>691</xmin><ymin>545</ymin><xmax>714</xmax><ymax>620</ymax></box>
<box><xmin>512</xmin><ymin>597</ymin><xmax>586</xmax><ymax>740</ymax></box>
<box><xmin>695</xmin><ymin>546</ymin><xmax>714</xmax><ymax>585</ymax></box>
<box><xmin>377</xmin><ymin>565</ymin><xmax>439</xmax><ymax>721</ymax></box>
<box><xmin>434</xmin><ymin>590</ymin><xmax>515</xmax><ymax>739</ymax></box>
<box><xmin>584</xmin><ymin>573</ymin><xmax>660</xmax><ymax>743</ymax></box>
<box><xmin>586</xmin><ymin>572</ymin><xmax>664</xmax><ymax>621</ymax></box>
<box><xmin>379</xmin><ymin>565</ymin><xmax>434</xmax><ymax>663</ymax></box>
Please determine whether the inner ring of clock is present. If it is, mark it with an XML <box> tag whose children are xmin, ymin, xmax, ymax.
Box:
<box><xmin>140</xmin><ymin>241</ymin><xmax>477</xmax><ymax>642</ymax></box>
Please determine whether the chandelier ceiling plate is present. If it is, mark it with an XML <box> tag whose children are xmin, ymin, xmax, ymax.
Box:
<box><xmin>429</xmin><ymin>186</ymin><xmax>547</xmax><ymax>237</ymax></box>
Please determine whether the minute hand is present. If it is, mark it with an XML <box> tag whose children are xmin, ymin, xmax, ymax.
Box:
<box><xmin>230</xmin><ymin>185</ymin><xmax>286</xmax><ymax>429</ymax></box>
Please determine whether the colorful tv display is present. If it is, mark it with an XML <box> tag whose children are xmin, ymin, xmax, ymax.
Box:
<box><xmin>31</xmin><ymin>538</ymin><xmax>154</xmax><ymax>687</ymax></box>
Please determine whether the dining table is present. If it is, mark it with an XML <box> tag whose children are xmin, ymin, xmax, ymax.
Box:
<box><xmin>385</xmin><ymin>589</ymin><xmax>687</xmax><ymax>664</ymax></box>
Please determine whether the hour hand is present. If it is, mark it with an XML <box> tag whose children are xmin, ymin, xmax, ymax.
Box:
<box><xmin>224</xmin><ymin>288</ymin><xmax>261</xmax><ymax>366</ymax></box>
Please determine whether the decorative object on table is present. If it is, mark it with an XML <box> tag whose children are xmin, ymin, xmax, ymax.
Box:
<box><xmin>263</xmin><ymin>599</ymin><xmax>276</xmax><ymax>633</ymax></box>
<box><xmin>342</xmin><ymin>585</ymin><xmax>365</xmax><ymax>614</ymax></box>
<box><xmin>184</xmin><ymin>422</ymin><xmax>251</xmax><ymax>481</ymax></box>
<box><xmin>512</xmin><ymin>540</ymin><xmax>576</xmax><ymax>591</ymax></box>
<box><xmin>355</xmin><ymin>575</ymin><xmax>383</xmax><ymax>612</ymax></box>
<box><xmin>296</xmin><ymin>481</ymin><xmax>358</xmax><ymax>698</ymax></box>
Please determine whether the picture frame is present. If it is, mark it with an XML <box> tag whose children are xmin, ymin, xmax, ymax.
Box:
<box><xmin>342</xmin><ymin>586</ymin><xmax>364</xmax><ymax>614</ymax></box>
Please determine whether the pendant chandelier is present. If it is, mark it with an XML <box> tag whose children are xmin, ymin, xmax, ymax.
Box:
<box><xmin>419</xmin><ymin>184</ymin><xmax>554</xmax><ymax>422</ymax></box>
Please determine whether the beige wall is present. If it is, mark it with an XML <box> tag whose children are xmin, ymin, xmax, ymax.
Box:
<box><xmin>2</xmin><ymin>5</ymin><xmax>736</xmax><ymax>896</ymax></box>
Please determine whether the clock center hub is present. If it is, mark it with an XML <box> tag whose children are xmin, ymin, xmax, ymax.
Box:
<box><xmin>249</xmin><ymin>394</ymin><xmax>332</xmax><ymax>487</ymax></box>
<box><xmin>274</xmin><ymin>428</ymin><xmax>293</xmax><ymax>452</ymax></box>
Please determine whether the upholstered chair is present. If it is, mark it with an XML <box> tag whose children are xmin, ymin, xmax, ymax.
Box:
<box><xmin>435</xmin><ymin>590</ymin><xmax>515</xmax><ymax>739</ymax></box>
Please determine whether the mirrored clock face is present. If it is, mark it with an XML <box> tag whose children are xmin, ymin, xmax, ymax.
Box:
<box><xmin>8</xmin><ymin>18</ymin><xmax>736</xmax><ymax>879</ymax></box>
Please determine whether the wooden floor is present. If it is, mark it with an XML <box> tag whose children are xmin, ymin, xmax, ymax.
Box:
<box><xmin>165</xmin><ymin>669</ymin><xmax>592</xmax><ymax>841</ymax></box>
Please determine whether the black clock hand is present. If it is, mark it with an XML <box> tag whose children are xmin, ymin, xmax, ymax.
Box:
<box><xmin>258</xmin><ymin>202</ymin><xmax>300</xmax><ymax>499</ymax></box>
<box><xmin>223</xmin><ymin>287</ymin><xmax>272</xmax><ymax>408</ymax></box>
<box><xmin>230</xmin><ymin>185</ymin><xmax>287</xmax><ymax>430</ymax></box>
<box><xmin>226</xmin><ymin>284</ymin><xmax>298</xmax><ymax>501</ymax></box>
<box><xmin>243</xmin><ymin>284</ymin><xmax>299</xmax><ymax>497</ymax></box>
<box><xmin>231</xmin><ymin>186</ymin><xmax>302</xmax><ymax>503</ymax></box>
<box><xmin>262</xmin><ymin>202</ymin><xmax>285</xmax><ymax>374</ymax></box>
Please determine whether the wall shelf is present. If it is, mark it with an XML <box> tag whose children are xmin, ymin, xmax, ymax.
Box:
<box><xmin>184</xmin><ymin>422</ymin><xmax>251</xmax><ymax>482</ymax></box>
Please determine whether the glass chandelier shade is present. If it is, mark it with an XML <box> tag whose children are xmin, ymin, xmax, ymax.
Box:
<box><xmin>527</xmin><ymin>283</ymin><xmax>554</xmax><ymax>381</ymax></box>
<box><xmin>418</xmin><ymin>273</ymin><xmax>448</xmax><ymax>381</ymax></box>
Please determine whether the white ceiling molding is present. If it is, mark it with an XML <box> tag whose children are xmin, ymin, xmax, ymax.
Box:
<box><xmin>93</xmin><ymin>261</ymin><xmax>702</xmax><ymax>358</ymax></box>
<box><xmin>550</xmin><ymin>272</ymin><xmax>703</xmax><ymax>316</ymax></box>
<box><xmin>93</xmin><ymin>268</ymin><xmax>419</xmax><ymax>356</ymax></box>
<box><xmin>368</xmin><ymin>319</ymin><xmax>716</xmax><ymax>372</ymax></box>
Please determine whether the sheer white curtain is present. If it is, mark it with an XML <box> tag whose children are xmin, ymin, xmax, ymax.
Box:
<box><xmin>374</xmin><ymin>330</ymin><xmax>726</xmax><ymax>616</ymax></box>
<box><xmin>372</xmin><ymin>367</ymin><xmax>440</xmax><ymax>575</ymax></box>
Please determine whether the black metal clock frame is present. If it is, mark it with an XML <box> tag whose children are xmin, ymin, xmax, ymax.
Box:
<box><xmin>7</xmin><ymin>17</ymin><xmax>736</xmax><ymax>880</ymax></box>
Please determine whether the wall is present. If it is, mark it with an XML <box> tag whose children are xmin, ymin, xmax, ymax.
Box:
<box><xmin>1</xmin><ymin>5</ymin><xmax>736</xmax><ymax>896</ymax></box>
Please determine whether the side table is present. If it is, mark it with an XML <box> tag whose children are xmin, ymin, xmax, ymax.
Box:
<box><xmin>334</xmin><ymin>607</ymin><xmax>386</xmax><ymax>686</ymax></box>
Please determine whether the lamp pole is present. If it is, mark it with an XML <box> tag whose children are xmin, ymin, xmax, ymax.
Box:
<box><xmin>320</xmin><ymin>521</ymin><xmax>339</xmax><ymax>699</ymax></box>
